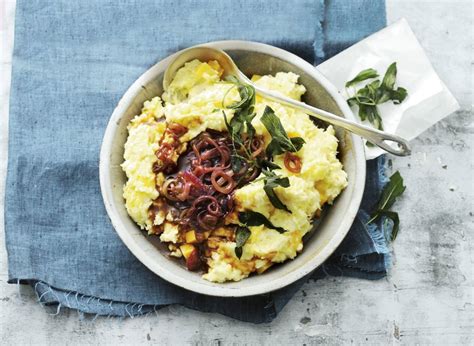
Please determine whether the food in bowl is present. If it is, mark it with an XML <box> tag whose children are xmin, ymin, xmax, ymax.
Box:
<box><xmin>121</xmin><ymin>59</ymin><xmax>347</xmax><ymax>283</ymax></box>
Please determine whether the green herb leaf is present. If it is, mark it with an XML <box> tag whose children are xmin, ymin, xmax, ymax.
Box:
<box><xmin>238</xmin><ymin>211</ymin><xmax>286</xmax><ymax>233</ymax></box>
<box><xmin>378</xmin><ymin>210</ymin><xmax>400</xmax><ymax>241</ymax></box>
<box><xmin>358</xmin><ymin>104</ymin><xmax>382</xmax><ymax>129</ymax></box>
<box><xmin>375</xmin><ymin>89</ymin><xmax>392</xmax><ymax>104</ymax></box>
<box><xmin>346</xmin><ymin>62</ymin><xmax>408</xmax><ymax>131</ymax></box>
<box><xmin>259</xmin><ymin>159</ymin><xmax>281</xmax><ymax>170</ymax></box>
<box><xmin>345</xmin><ymin>68</ymin><xmax>379</xmax><ymax>88</ymax></box>
<box><xmin>264</xmin><ymin>185</ymin><xmax>290</xmax><ymax>213</ymax></box>
<box><xmin>261</xmin><ymin>106</ymin><xmax>305</xmax><ymax>157</ymax></box>
<box><xmin>390</xmin><ymin>87</ymin><xmax>408</xmax><ymax>104</ymax></box>
<box><xmin>368</xmin><ymin>105</ymin><xmax>383</xmax><ymax>130</ymax></box>
<box><xmin>367</xmin><ymin>80</ymin><xmax>381</xmax><ymax>94</ymax></box>
<box><xmin>367</xmin><ymin>171</ymin><xmax>406</xmax><ymax>241</ymax></box>
<box><xmin>352</xmin><ymin>86</ymin><xmax>377</xmax><ymax>106</ymax></box>
<box><xmin>381</xmin><ymin>62</ymin><xmax>397</xmax><ymax>91</ymax></box>
<box><xmin>375</xmin><ymin>171</ymin><xmax>406</xmax><ymax>212</ymax></box>
<box><xmin>234</xmin><ymin>226</ymin><xmax>251</xmax><ymax>259</ymax></box>
<box><xmin>347</xmin><ymin>97</ymin><xmax>359</xmax><ymax>107</ymax></box>
<box><xmin>290</xmin><ymin>137</ymin><xmax>306</xmax><ymax>150</ymax></box>
<box><xmin>261</xmin><ymin>169</ymin><xmax>291</xmax><ymax>213</ymax></box>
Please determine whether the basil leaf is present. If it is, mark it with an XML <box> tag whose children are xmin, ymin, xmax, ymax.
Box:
<box><xmin>370</xmin><ymin>106</ymin><xmax>383</xmax><ymax>130</ymax></box>
<box><xmin>265</xmin><ymin>139</ymin><xmax>282</xmax><ymax>156</ymax></box>
<box><xmin>227</xmin><ymin>84</ymin><xmax>255</xmax><ymax>110</ymax></box>
<box><xmin>381</xmin><ymin>62</ymin><xmax>397</xmax><ymax>91</ymax></box>
<box><xmin>290</xmin><ymin>137</ymin><xmax>305</xmax><ymax>151</ymax></box>
<box><xmin>261</xmin><ymin>169</ymin><xmax>291</xmax><ymax>213</ymax></box>
<box><xmin>345</xmin><ymin>68</ymin><xmax>379</xmax><ymax>88</ymax></box>
<box><xmin>358</xmin><ymin>104</ymin><xmax>370</xmax><ymax>121</ymax></box>
<box><xmin>376</xmin><ymin>89</ymin><xmax>392</xmax><ymax>104</ymax></box>
<box><xmin>264</xmin><ymin>185</ymin><xmax>290</xmax><ymax>213</ymax></box>
<box><xmin>359</xmin><ymin>105</ymin><xmax>383</xmax><ymax>130</ymax></box>
<box><xmin>234</xmin><ymin>226</ymin><xmax>251</xmax><ymax>259</ymax></box>
<box><xmin>261</xmin><ymin>106</ymin><xmax>305</xmax><ymax>157</ymax></box>
<box><xmin>261</xmin><ymin>106</ymin><xmax>294</xmax><ymax>149</ymax></box>
<box><xmin>353</xmin><ymin>86</ymin><xmax>377</xmax><ymax>106</ymax></box>
<box><xmin>347</xmin><ymin>97</ymin><xmax>358</xmax><ymax>107</ymax></box>
<box><xmin>378</xmin><ymin>210</ymin><xmax>400</xmax><ymax>241</ymax></box>
<box><xmin>259</xmin><ymin>159</ymin><xmax>281</xmax><ymax>170</ymax></box>
<box><xmin>375</xmin><ymin>171</ymin><xmax>406</xmax><ymax>212</ymax></box>
<box><xmin>367</xmin><ymin>80</ymin><xmax>381</xmax><ymax>94</ymax></box>
<box><xmin>391</xmin><ymin>87</ymin><xmax>408</xmax><ymax>104</ymax></box>
<box><xmin>367</xmin><ymin>171</ymin><xmax>406</xmax><ymax>241</ymax></box>
<box><xmin>238</xmin><ymin>211</ymin><xmax>286</xmax><ymax>233</ymax></box>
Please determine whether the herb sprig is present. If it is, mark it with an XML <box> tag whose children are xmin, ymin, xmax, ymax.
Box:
<box><xmin>222</xmin><ymin>81</ymin><xmax>305</xmax><ymax>257</ymax></box>
<box><xmin>367</xmin><ymin>171</ymin><xmax>406</xmax><ymax>240</ymax></box>
<box><xmin>223</xmin><ymin>79</ymin><xmax>258</xmax><ymax>174</ymax></box>
<box><xmin>261</xmin><ymin>106</ymin><xmax>305</xmax><ymax>157</ymax></box>
<box><xmin>223</xmin><ymin>82</ymin><xmax>304</xmax><ymax>212</ymax></box>
<box><xmin>346</xmin><ymin>62</ymin><xmax>408</xmax><ymax>131</ymax></box>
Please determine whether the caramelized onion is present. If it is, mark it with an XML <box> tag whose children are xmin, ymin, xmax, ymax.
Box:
<box><xmin>192</xmin><ymin>195</ymin><xmax>220</xmax><ymax>213</ymax></box>
<box><xmin>182</xmin><ymin>171</ymin><xmax>205</xmax><ymax>190</ymax></box>
<box><xmin>168</xmin><ymin>122</ymin><xmax>187</xmax><ymax>137</ymax></box>
<box><xmin>159</xmin><ymin>131</ymin><xmax>245</xmax><ymax>231</ymax></box>
<box><xmin>284</xmin><ymin>152</ymin><xmax>302</xmax><ymax>173</ymax></box>
<box><xmin>210</xmin><ymin>169</ymin><xmax>236</xmax><ymax>194</ymax></box>
<box><xmin>176</xmin><ymin>181</ymin><xmax>191</xmax><ymax>201</ymax></box>
<box><xmin>161</xmin><ymin>178</ymin><xmax>181</xmax><ymax>201</ymax></box>
<box><xmin>197</xmin><ymin>211</ymin><xmax>219</xmax><ymax>230</ymax></box>
<box><xmin>250</xmin><ymin>137</ymin><xmax>265</xmax><ymax>158</ymax></box>
<box><xmin>154</xmin><ymin>124</ymin><xmax>188</xmax><ymax>174</ymax></box>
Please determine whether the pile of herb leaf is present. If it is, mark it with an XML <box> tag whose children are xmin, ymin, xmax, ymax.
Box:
<box><xmin>346</xmin><ymin>62</ymin><xmax>408</xmax><ymax>131</ymax></box>
<box><xmin>222</xmin><ymin>80</ymin><xmax>305</xmax><ymax>257</ymax></box>
<box><xmin>222</xmin><ymin>80</ymin><xmax>304</xmax><ymax>212</ymax></box>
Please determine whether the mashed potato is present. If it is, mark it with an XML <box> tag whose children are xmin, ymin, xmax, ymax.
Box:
<box><xmin>122</xmin><ymin>97</ymin><xmax>166</xmax><ymax>231</ymax></box>
<box><xmin>122</xmin><ymin>60</ymin><xmax>347</xmax><ymax>283</ymax></box>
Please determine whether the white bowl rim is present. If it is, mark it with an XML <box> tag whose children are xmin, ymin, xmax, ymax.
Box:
<box><xmin>99</xmin><ymin>40</ymin><xmax>366</xmax><ymax>297</ymax></box>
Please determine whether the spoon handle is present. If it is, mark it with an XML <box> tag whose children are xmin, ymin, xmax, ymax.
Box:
<box><xmin>253</xmin><ymin>85</ymin><xmax>411</xmax><ymax>156</ymax></box>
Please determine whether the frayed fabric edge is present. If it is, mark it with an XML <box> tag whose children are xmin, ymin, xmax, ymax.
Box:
<box><xmin>8</xmin><ymin>279</ymin><xmax>279</xmax><ymax>324</ymax></box>
<box><xmin>12</xmin><ymin>279</ymin><xmax>164</xmax><ymax>319</ymax></box>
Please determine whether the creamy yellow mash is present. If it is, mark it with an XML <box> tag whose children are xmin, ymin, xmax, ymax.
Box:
<box><xmin>122</xmin><ymin>60</ymin><xmax>347</xmax><ymax>283</ymax></box>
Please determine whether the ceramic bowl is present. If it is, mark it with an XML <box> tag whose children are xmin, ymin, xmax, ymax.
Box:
<box><xmin>100</xmin><ymin>41</ymin><xmax>366</xmax><ymax>297</ymax></box>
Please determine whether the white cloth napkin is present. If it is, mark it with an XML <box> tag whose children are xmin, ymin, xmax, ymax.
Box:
<box><xmin>318</xmin><ymin>18</ymin><xmax>460</xmax><ymax>160</ymax></box>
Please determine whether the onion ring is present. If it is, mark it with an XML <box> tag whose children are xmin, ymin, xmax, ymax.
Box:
<box><xmin>161</xmin><ymin>178</ymin><xmax>180</xmax><ymax>201</ymax></box>
<box><xmin>250</xmin><ymin>136</ymin><xmax>264</xmax><ymax>158</ymax></box>
<box><xmin>284</xmin><ymin>152</ymin><xmax>302</xmax><ymax>173</ymax></box>
<box><xmin>211</xmin><ymin>169</ymin><xmax>236</xmax><ymax>194</ymax></box>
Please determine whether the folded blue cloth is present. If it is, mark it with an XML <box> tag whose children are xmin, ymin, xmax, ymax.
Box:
<box><xmin>6</xmin><ymin>0</ymin><xmax>388</xmax><ymax>323</ymax></box>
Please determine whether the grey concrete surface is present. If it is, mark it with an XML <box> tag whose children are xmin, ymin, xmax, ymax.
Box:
<box><xmin>1</xmin><ymin>0</ymin><xmax>473</xmax><ymax>345</ymax></box>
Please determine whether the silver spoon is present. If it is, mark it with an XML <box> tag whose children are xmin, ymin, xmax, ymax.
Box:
<box><xmin>163</xmin><ymin>46</ymin><xmax>411</xmax><ymax>156</ymax></box>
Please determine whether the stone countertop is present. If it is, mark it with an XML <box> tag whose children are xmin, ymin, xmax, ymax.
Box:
<box><xmin>0</xmin><ymin>0</ymin><xmax>472</xmax><ymax>344</ymax></box>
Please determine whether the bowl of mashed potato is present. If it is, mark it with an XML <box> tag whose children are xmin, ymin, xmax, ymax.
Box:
<box><xmin>100</xmin><ymin>41</ymin><xmax>366</xmax><ymax>296</ymax></box>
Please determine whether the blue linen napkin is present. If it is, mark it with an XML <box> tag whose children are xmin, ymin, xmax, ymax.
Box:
<box><xmin>5</xmin><ymin>0</ymin><xmax>388</xmax><ymax>323</ymax></box>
